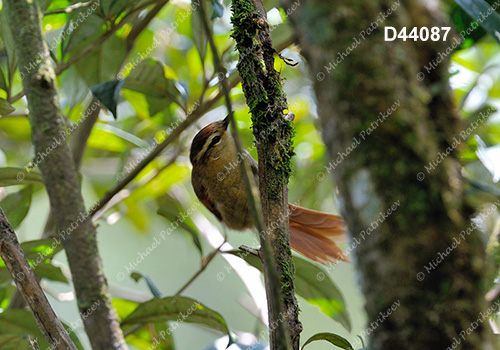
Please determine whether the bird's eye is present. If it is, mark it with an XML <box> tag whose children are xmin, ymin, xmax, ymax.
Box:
<box><xmin>211</xmin><ymin>135</ymin><xmax>221</xmax><ymax>145</ymax></box>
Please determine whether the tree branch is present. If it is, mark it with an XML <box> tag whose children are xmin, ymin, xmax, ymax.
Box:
<box><xmin>231</xmin><ymin>0</ymin><xmax>300</xmax><ymax>348</ymax></box>
<box><xmin>0</xmin><ymin>206</ymin><xmax>77</xmax><ymax>350</ymax></box>
<box><xmin>4</xmin><ymin>1</ymin><xmax>127</xmax><ymax>349</ymax></box>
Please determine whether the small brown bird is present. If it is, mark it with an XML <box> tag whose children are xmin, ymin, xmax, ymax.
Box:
<box><xmin>189</xmin><ymin>117</ymin><xmax>348</xmax><ymax>265</ymax></box>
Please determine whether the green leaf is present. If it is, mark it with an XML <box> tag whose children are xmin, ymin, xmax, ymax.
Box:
<box><xmin>152</xmin><ymin>322</ymin><xmax>175</xmax><ymax>350</ymax></box>
<box><xmin>124</xmin><ymin>59</ymin><xmax>183</xmax><ymax>116</ymax></box>
<box><xmin>0</xmin><ymin>67</ymin><xmax>8</xmax><ymax>92</ymax></box>
<box><xmin>0</xmin><ymin>186</ymin><xmax>32</xmax><ymax>229</ymax></box>
<box><xmin>0</xmin><ymin>98</ymin><xmax>15</xmax><ymax>115</ymax></box>
<box><xmin>302</xmin><ymin>332</ymin><xmax>354</xmax><ymax>350</ymax></box>
<box><xmin>293</xmin><ymin>256</ymin><xmax>352</xmax><ymax>332</ymax></box>
<box><xmin>1</xmin><ymin>9</ymin><xmax>17</xmax><ymax>85</ymax></box>
<box><xmin>0</xmin><ymin>239</ymin><xmax>66</xmax><ymax>285</ymax></box>
<box><xmin>454</xmin><ymin>0</ymin><xmax>500</xmax><ymax>45</ymax></box>
<box><xmin>121</xmin><ymin>296</ymin><xmax>230</xmax><ymax>336</ymax></box>
<box><xmin>192</xmin><ymin>11</ymin><xmax>207</xmax><ymax>64</ymax></box>
<box><xmin>0</xmin><ymin>168</ymin><xmax>44</xmax><ymax>187</ymax></box>
<box><xmin>94</xmin><ymin>123</ymin><xmax>150</xmax><ymax>148</ymax></box>
<box><xmin>0</xmin><ymin>335</ymin><xmax>31</xmax><ymax>350</ymax></box>
<box><xmin>226</xmin><ymin>252</ymin><xmax>351</xmax><ymax>332</ymax></box>
<box><xmin>90</xmin><ymin>79</ymin><xmax>126</xmax><ymax>119</ymax></box>
<box><xmin>34</xmin><ymin>263</ymin><xmax>68</xmax><ymax>284</ymax></box>
<box><xmin>0</xmin><ymin>310</ymin><xmax>51</xmax><ymax>349</ymax></box>
<box><xmin>87</xmin><ymin>126</ymin><xmax>128</xmax><ymax>152</ymax></box>
<box><xmin>21</xmin><ymin>239</ymin><xmax>64</xmax><ymax>261</ymax></box>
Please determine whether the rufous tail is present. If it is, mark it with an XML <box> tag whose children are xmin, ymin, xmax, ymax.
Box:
<box><xmin>288</xmin><ymin>204</ymin><xmax>349</xmax><ymax>265</ymax></box>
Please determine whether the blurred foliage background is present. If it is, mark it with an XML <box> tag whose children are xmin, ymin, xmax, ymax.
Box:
<box><xmin>0</xmin><ymin>0</ymin><xmax>499</xmax><ymax>349</ymax></box>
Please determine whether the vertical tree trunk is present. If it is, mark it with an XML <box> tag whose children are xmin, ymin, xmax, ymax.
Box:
<box><xmin>232</xmin><ymin>0</ymin><xmax>300</xmax><ymax>348</ymax></box>
<box><xmin>286</xmin><ymin>1</ymin><xmax>493</xmax><ymax>349</ymax></box>
<box><xmin>4</xmin><ymin>1</ymin><xmax>127</xmax><ymax>349</ymax></box>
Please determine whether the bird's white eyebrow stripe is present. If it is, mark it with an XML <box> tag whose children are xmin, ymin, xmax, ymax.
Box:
<box><xmin>195</xmin><ymin>133</ymin><xmax>219</xmax><ymax>162</ymax></box>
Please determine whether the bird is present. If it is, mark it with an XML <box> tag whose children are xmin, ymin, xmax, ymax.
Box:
<box><xmin>189</xmin><ymin>116</ymin><xmax>349</xmax><ymax>265</ymax></box>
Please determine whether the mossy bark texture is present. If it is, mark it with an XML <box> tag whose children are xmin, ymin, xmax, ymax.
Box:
<box><xmin>287</xmin><ymin>1</ymin><xmax>494</xmax><ymax>349</ymax></box>
<box><xmin>4</xmin><ymin>1</ymin><xmax>127</xmax><ymax>349</ymax></box>
<box><xmin>232</xmin><ymin>0</ymin><xmax>300</xmax><ymax>349</ymax></box>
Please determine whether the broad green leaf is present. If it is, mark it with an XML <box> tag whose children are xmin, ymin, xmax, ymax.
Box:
<box><xmin>73</xmin><ymin>34</ymin><xmax>126</xmax><ymax>87</ymax></box>
<box><xmin>34</xmin><ymin>263</ymin><xmax>68</xmax><ymax>284</ymax></box>
<box><xmin>454</xmin><ymin>0</ymin><xmax>500</xmax><ymax>45</ymax></box>
<box><xmin>152</xmin><ymin>322</ymin><xmax>175</xmax><ymax>350</ymax></box>
<box><xmin>0</xmin><ymin>310</ymin><xmax>52</xmax><ymax>349</ymax></box>
<box><xmin>0</xmin><ymin>117</ymin><xmax>32</xmax><ymax>141</ymax></box>
<box><xmin>94</xmin><ymin>123</ymin><xmax>150</xmax><ymax>148</ymax></box>
<box><xmin>113</xmin><ymin>298</ymin><xmax>139</xmax><ymax>321</ymax></box>
<box><xmin>192</xmin><ymin>11</ymin><xmax>207</xmax><ymax>64</ymax></box>
<box><xmin>302</xmin><ymin>332</ymin><xmax>354</xmax><ymax>350</ymax></box>
<box><xmin>87</xmin><ymin>126</ymin><xmax>128</xmax><ymax>152</ymax></box>
<box><xmin>0</xmin><ymin>186</ymin><xmax>32</xmax><ymax>229</ymax></box>
<box><xmin>0</xmin><ymin>67</ymin><xmax>7</xmax><ymax>92</ymax></box>
<box><xmin>21</xmin><ymin>239</ymin><xmax>64</xmax><ymax>262</ymax></box>
<box><xmin>0</xmin><ymin>286</ymin><xmax>15</xmax><ymax>310</ymax></box>
<box><xmin>0</xmin><ymin>239</ymin><xmax>66</xmax><ymax>285</ymax></box>
<box><xmin>0</xmin><ymin>335</ymin><xmax>31</xmax><ymax>350</ymax></box>
<box><xmin>227</xmin><ymin>252</ymin><xmax>352</xmax><ymax>332</ymax></box>
<box><xmin>0</xmin><ymin>98</ymin><xmax>15</xmax><ymax>115</ymax></box>
<box><xmin>124</xmin><ymin>59</ymin><xmax>183</xmax><ymax>116</ymax></box>
<box><xmin>1</xmin><ymin>9</ymin><xmax>16</xmax><ymax>84</ymax></box>
<box><xmin>0</xmin><ymin>310</ymin><xmax>83</xmax><ymax>349</ymax></box>
<box><xmin>90</xmin><ymin>79</ymin><xmax>126</xmax><ymax>119</ymax></box>
<box><xmin>121</xmin><ymin>296</ymin><xmax>230</xmax><ymax>336</ymax></box>
<box><xmin>0</xmin><ymin>168</ymin><xmax>43</xmax><ymax>187</ymax></box>
<box><xmin>293</xmin><ymin>256</ymin><xmax>351</xmax><ymax>332</ymax></box>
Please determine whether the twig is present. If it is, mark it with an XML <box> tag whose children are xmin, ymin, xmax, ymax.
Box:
<box><xmin>43</xmin><ymin>1</ymin><xmax>94</xmax><ymax>15</ymax></box>
<box><xmin>0</xmin><ymin>207</ymin><xmax>77</xmax><ymax>350</ymax></box>
<box><xmin>88</xmin><ymin>77</ymin><xmax>239</xmax><ymax>218</ymax></box>
<box><xmin>239</xmin><ymin>245</ymin><xmax>260</xmax><ymax>257</ymax></box>
<box><xmin>175</xmin><ymin>240</ymin><xmax>226</xmax><ymax>296</ymax></box>
<box><xmin>127</xmin><ymin>0</ymin><xmax>169</xmax><ymax>49</ymax></box>
<box><xmin>55</xmin><ymin>0</ymin><xmax>162</xmax><ymax>75</ymax></box>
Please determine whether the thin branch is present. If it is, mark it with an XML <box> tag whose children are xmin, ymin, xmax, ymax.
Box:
<box><xmin>43</xmin><ymin>1</ymin><xmax>94</xmax><ymax>16</ymax></box>
<box><xmin>0</xmin><ymin>207</ymin><xmax>77</xmax><ymax>350</ymax></box>
<box><xmin>174</xmin><ymin>240</ymin><xmax>226</xmax><ymax>296</ymax></box>
<box><xmin>127</xmin><ymin>0</ymin><xmax>169</xmax><ymax>50</ymax></box>
<box><xmin>55</xmin><ymin>0</ymin><xmax>162</xmax><ymax>75</ymax></box>
<box><xmin>89</xmin><ymin>76</ymin><xmax>239</xmax><ymax>218</ymax></box>
<box><xmin>239</xmin><ymin>245</ymin><xmax>260</xmax><ymax>257</ymax></box>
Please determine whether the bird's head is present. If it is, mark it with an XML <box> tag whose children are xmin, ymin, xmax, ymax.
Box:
<box><xmin>190</xmin><ymin>116</ymin><xmax>231</xmax><ymax>165</ymax></box>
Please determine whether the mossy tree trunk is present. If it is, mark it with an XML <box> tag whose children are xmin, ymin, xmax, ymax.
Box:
<box><xmin>4</xmin><ymin>1</ymin><xmax>127</xmax><ymax>349</ymax></box>
<box><xmin>286</xmin><ymin>1</ymin><xmax>493</xmax><ymax>349</ymax></box>
<box><xmin>232</xmin><ymin>0</ymin><xmax>300</xmax><ymax>349</ymax></box>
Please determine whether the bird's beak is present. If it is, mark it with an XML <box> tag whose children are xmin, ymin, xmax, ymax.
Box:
<box><xmin>222</xmin><ymin>115</ymin><xmax>230</xmax><ymax>129</ymax></box>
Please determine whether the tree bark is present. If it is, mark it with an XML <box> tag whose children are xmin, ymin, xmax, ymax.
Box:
<box><xmin>286</xmin><ymin>1</ymin><xmax>493</xmax><ymax>349</ymax></box>
<box><xmin>0</xmin><ymin>207</ymin><xmax>77</xmax><ymax>350</ymax></box>
<box><xmin>4</xmin><ymin>1</ymin><xmax>127</xmax><ymax>349</ymax></box>
<box><xmin>232</xmin><ymin>0</ymin><xmax>300</xmax><ymax>349</ymax></box>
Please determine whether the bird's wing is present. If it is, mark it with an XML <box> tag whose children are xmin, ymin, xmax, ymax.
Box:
<box><xmin>191</xmin><ymin>169</ymin><xmax>223</xmax><ymax>221</ymax></box>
